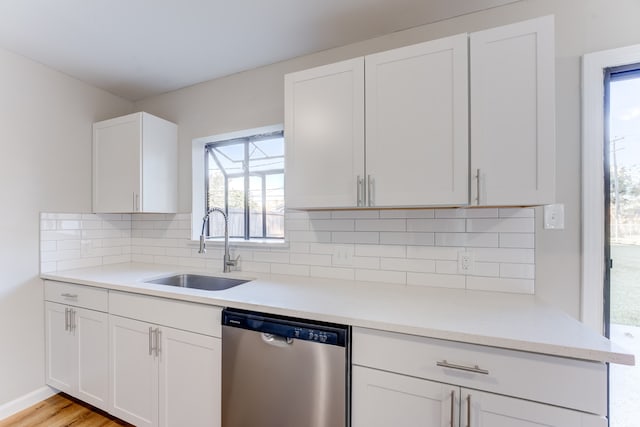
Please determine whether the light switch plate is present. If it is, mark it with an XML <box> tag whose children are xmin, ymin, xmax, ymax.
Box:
<box><xmin>544</xmin><ymin>204</ymin><xmax>565</xmax><ymax>230</ymax></box>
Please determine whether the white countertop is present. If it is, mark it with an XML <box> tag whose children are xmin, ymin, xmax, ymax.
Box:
<box><xmin>42</xmin><ymin>262</ymin><xmax>635</xmax><ymax>366</ymax></box>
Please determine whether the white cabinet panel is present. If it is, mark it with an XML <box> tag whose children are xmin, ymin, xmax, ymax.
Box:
<box><xmin>366</xmin><ymin>34</ymin><xmax>469</xmax><ymax>207</ymax></box>
<box><xmin>470</xmin><ymin>15</ymin><xmax>555</xmax><ymax>206</ymax></box>
<box><xmin>285</xmin><ymin>58</ymin><xmax>365</xmax><ymax>209</ymax></box>
<box><xmin>110</xmin><ymin>315</ymin><xmax>158</xmax><ymax>427</ymax></box>
<box><xmin>159</xmin><ymin>327</ymin><xmax>221</xmax><ymax>427</ymax></box>
<box><xmin>463</xmin><ymin>389</ymin><xmax>607</xmax><ymax>427</ymax></box>
<box><xmin>352</xmin><ymin>366</ymin><xmax>458</xmax><ymax>427</ymax></box>
<box><xmin>45</xmin><ymin>302</ymin><xmax>109</xmax><ymax>411</ymax></box>
<box><xmin>93</xmin><ymin>112</ymin><xmax>177</xmax><ymax>213</ymax></box>
<box><xmin>45</xmin><ymin>302</ymin><xmax>75</xmax><ymax>394</ymax></box>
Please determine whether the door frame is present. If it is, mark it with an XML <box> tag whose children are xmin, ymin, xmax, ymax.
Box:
<box><xmin>581</xmin><ymin>44</ymin><xmax>640</xmax><ymax>334</ymax></box>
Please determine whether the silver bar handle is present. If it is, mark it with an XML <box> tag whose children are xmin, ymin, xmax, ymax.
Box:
<box><xmin>64</xmin><ymin>308</ymin><xmax>69</xmax><ymax>331</ymax></box>
<box><xmin>136</xmin><ymin>193</ymin><xmax>140</xmax><ymax>212</ymax></box>
<box><xmin>70</xmin><ymin>309</ymin><xmax>75</xmax><ymax>332</ymax></box>
<box><xmin>437</xmin><ymin>360</ymin><xmax>489</xmax><ymax>375</ymax></box>
<box><xmin>356</xmin><ymin>175</ymin><xmax>363</xmax><ymax>207</ymax></box>
<box><xmin>367</xmin><ymin>175</ymin><xmax>373</xmax><ymax>207</ymax></box>
<box><xmin>148</xmin><ymin>327</ymin><xmax>153</xmax><ymax>356</ymax></box>
<box><xmin>61</xmin><ymin>293</ymin><xmax>78</xmax><ymax>299</ymax></box>
<box><xmin>475</xmin><ymin>168</ymin><xmax>481</xmax><ymax>205</ymax></box>
<box><xmin>466</xmin><ymin>394</ymin><xmax>471</xmax><ymax>427</ymax></box>
<box><xmin>450</xmin><ymin>390</ymin><xmax>455</xmax><ymax>427</ymax></box>
<box><xmin>155</xmin><ymin>328</ymin><xmax>161</xmax><ymax>357</ymax></box>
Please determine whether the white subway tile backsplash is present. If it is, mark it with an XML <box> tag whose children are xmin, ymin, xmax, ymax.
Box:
<box><xmin>466</xmin><ymin>218</ymin><xmax>534</xmax><ymax>233</ymax></box>
<box><xmin>435</xmin><ymin>232</ymin><xmax>499</xmax><ymax>248</ymax></box>
<box><xmin>380</xmin><ymin>258</ymin><xmax>435</xmax><ymax>273</ymax></box>
<box><xmin>41</xmin><ymin>207</ymin><xmax>536</xmax><ymax>295</ymax></box>
<box><xmin>499</xmin><ymin>233</ymin><xmax>535</xmax><ymax>249</ymax></box>
<box><xmin>355</xmin><ymin>219</ymin><xmax>405</xmax><ymax>232</ymax></box>
<box><xmin>332</xmin><ymin>231</ymin><xmax>378</xmax><ymax>244</ymax></box>
<box><xmin>380</xmin><ymin>232</ymin><xmax>435</xmax><ymax>246</ymax></box>
<box><xmin>355</xmin><ymin>244</ymin><xmax>405</xmax><ymax>258</ymax></box>
<box><xmin>407</xmin><ymin>218</ymin><xmax>465</xmax><ymax>232</ymax></box>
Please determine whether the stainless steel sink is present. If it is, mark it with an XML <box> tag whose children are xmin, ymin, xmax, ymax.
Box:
<box><xmin>145</xmin><ymin>274</ymin><xmax>250</xmax><ymax>291</ymax></box>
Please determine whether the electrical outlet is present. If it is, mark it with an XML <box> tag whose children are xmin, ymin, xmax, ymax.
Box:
<box><xmin>458</xmin><ymin>251</ymin><xmax>474</xmax><ymax>274</ymax></box>
<box><xmin>333</xmin><ymin>245</ymin><xmax>354</xmax><ymax>266</ymax></box>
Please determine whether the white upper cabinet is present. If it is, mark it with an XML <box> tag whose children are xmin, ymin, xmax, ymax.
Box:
<box><xmin>470</xmin><ymin>15</ymin><xmax>556</xmax><ymax>206</ymax></box>
<box><xmin>93</xmin><ymin>112</ymin><xmax>177</xmax><ymax>213</ymax></box>
<box><xmin>285</xmin><ymin>58</ymin><xmax>365</xmax><ymax>209</ymax></box>
<box><xmin>366</xmin><ymin>34</ymin><xmax>469</xmax><ymax>207</ymax></box>
<box><xmin>285</xmin><ymin>35</ymin><xmax>468</xmax><ymax>209</ymax></box>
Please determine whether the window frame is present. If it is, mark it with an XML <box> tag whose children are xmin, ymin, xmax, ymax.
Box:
<box><xmin>191</xmin><ymin>124</ymin><xmax>285</xmax><ymax>245</ymax></box>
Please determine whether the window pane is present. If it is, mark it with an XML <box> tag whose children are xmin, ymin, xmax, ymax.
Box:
<box><xmin>266</xmin><ymin>173</ymin><xmax>285</xmax><ymax>238</ymax></box>
<box><xmin>249</xmin><ymin>176</ymin><xmax>264</xmax><ymax>238</ymax></box>
<box><xmin>249</xmin><ymin>136</ymin><xmax>284</xmax><ymax>173</ymax></box>
<box><xmin>227</xmin><ymin>176</ymin><xmax>245</xmax><ymax>238</ymax></box>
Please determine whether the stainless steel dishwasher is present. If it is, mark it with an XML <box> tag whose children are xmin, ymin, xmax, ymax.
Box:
<box><xmin>222</xmin><ymin>308</ymin><xmax>350</xmax><ymax>427</ymax></box>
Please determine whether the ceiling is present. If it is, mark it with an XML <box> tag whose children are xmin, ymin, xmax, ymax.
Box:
<box><xmin>0</xmin><ymin>0</ymin><xmax>519</xmax><ymax>101</ymax></box>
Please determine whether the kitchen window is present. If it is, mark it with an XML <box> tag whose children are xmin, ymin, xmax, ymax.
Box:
<box><xmin>192</xmin><ymin>125</ymin><xmax>285</xmax><ymax>243</ymax></box>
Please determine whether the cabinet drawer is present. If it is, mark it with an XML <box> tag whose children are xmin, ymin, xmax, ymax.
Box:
<box><xmin>44</xmin><ymin>281</ymin><xmax>108</xmax><ymax>312</ymax></box>
<box><xmin>353</xmin><ymin>327</ymin><xmax>607</xmax><ymax>416</ymax></box>
<box><xmin>109</xmin><ymin>291</ymin><xmax>222</xmax><ymax>337</ymax></box>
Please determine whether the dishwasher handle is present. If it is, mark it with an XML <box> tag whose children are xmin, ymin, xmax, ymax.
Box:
<box><xmin>262</xmin><ymin>332</ymin><xmax>294</xmax><ymax>347</ymax></box>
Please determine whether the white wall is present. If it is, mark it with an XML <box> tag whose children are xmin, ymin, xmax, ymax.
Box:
<box><xmin>0</xmin><ymin>47</ymin><xmax>132</xmax><ymax>408</ymax></box>
<box><xmin>135</xmin><ymin>0</ymin><xmax>640</xmax><ymax>319</ymax></box>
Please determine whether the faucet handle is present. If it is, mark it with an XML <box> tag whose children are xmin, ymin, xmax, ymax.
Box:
<box><xmin>227</xmin><ymin>254</ymin><xmax>240</xmax><ymax>267</ymax></box>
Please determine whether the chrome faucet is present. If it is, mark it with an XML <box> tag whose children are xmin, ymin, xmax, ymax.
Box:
<box><xmin>199</xmin><ymin>207</ymin><xmax>238</xmax><ymax>273</ymax></box>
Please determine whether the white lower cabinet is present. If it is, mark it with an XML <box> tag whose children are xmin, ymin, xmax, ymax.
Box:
<box><xmin>352</xmin><ymin>327</ymin><xmax>608</xmax><ymax>427</ymax></box>
<box><xmin>109</xmin><ymin>291</ymin><xmax>222</xmax><ymax>427</ymax></box>
<box><xmin>110</xmin><ymin>315</ymin><xmax>220</xmax><ymax>427</ymax></box>
<box><xmin>45</xmin><ymin>282</ymin><xmax>110</xmax><ymax>411</ymax></box>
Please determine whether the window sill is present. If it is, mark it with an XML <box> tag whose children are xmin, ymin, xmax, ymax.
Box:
<box><xmin>188</xmin><ymin>238</ymin><xmax>288</xmax><ymax>249</ymax></box>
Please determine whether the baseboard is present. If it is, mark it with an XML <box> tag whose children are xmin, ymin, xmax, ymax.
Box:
<box><xmin>0</xmin><ymin>386</ymin><xmax>57</xmax><ymax>421</ymax></box>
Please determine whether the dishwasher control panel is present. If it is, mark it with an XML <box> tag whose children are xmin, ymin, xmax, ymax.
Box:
<box><xmin>222</xmin><ymin>308</ymin><xmax>348</xmax><ymax>347</ymax></box>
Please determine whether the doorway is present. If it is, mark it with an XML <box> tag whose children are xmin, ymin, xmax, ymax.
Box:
<box><xmin>605</xmin><ymin>64</ymin><xmax>640</xmax><ymax>427</ymax></box>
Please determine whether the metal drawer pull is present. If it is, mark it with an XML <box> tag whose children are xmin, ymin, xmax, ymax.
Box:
<box><xmin>61</xmin><ymin>293</ymin><xmax>78</xmax><ymax>298</ymax></box>
<box><xmin>475</xmin><ymin>168</ymin><xmax>481</xmax><ymax>205</ymax></box>
<box><xmin>357</xmin><ymin>175</ymin><xmax>364</xmax><ymax>207</ymax></box>
<box><xmin>70</xmin><ymin>309</ymin><xmax>75</xmax><ymax>331</ymax></box>
<box><xmin>466</xmin><ymin>394</ymin><xmax>471</xmax><ymax>427</ymax></box>
<box><xmin>437</xmin><ymin>360</ymin><xmax>489</xmax><ymax>375</ymax></box>
<box><xmin>450</xmin><ymin>390</ymin><xmax>455</xmax><ymax>427</ymax></box>
<box><xmin>64</xmin><ymin>308</ymin><xmax>69</xmax><ymax>331</ymax></box>
<box><xmin>155</xmin><ymin>328</ymin><xmax>161</xmax><ymax>357</ymax></box>
<box><xmin>367</xmin><ymin>175</ymin><xmax>374</xmax><ymax>207</ymax></box>
<box><xmin>149</xmin><ymin>327</ymin><xmax>153</xmax><ymax>356</ymax></box>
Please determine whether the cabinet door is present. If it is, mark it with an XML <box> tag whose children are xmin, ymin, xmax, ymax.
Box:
<box><xmin>93</xmin><ymin>114</ymin><xmax>141</xmax><ymax>213</ymax></box>
<box><xmin>158</xmin><ymin>327</ymin><xmax>221</xmax><ymax>427</ymax></box>
<box><xmin>110</xmin><ymin>315</ymin><xmax>158</xmax><ymax>427</ymax></box>
<box><xmin>462</xmin><ymin>389</ymin><xmax>607</xmax><ymax>427</ymax></box>
<box><xmin>470</xmin><ymin>16</ymin><xmax>555</xmax><ymax>206</ymax></box>
<box><xmin>45</xmin><ymin>302</ymin><xmax>75</xmax><ymax>393</ymax></box>
<box><xmin>285</xmin><ymin>58</ymin><xmax>365</xmax><ymax>208</ymax></box>
<box><xmin>352</xmin><ymin>366</ymin><xmax>459</xmax><ymax>427</ymax></box>
<box><xmin>366</xmin><ymin>34</ymin><xmax>469</xmax><ymax>207</ymax></box>
<box><xmin>75</xmin><ymin>307</ymin><xmax>109</xmax><ymax>411</ymax></box>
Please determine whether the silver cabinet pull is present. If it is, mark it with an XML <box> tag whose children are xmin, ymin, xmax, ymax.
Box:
<box><xmin>135</xmin><ymin>193</ymin><xmax>140</xmax><ymax>212</ymax></box>
<box><xmin>155</xmin><ymin>328</ymin><xmax>161</xmax><ymax>357</ymax></box>
<box><xmin>356</xmin><ymin>175</ymin><xmax>364</xmax><ymax>207</ymax></box>
<box><xmin>450</xmin><ymin>390</ymin><xmax>455</xmax><ymax>427</ymax></box>
<box><xmin>475</xmin><ymin>168</ymin><xmax>481</xmax><ymax>205</ymax></box>
<box><xmin>70</xmin><ymin>309</ymin><xmax>76</xmax><ymax>332</ymax></box>
<box><xmin>148</xmin><ymin>327</ymin><xmax>153</xmax><ymax>356</ymax></box>
<box><xmin>61</xmin><ymin>293</ymin><xmax>78</xmax><ymax>299</ymax></box>
<box><xmin>437</xmin><ymin>360</ymin><xmax>489</xmax><ymax>375</ymax></box>
<box><xmin>367</xmin><ymin>175</ymin><xmax>374</xmax><ymax>207</ymax></box>
<box><xmin>64</xmin><ymin>308</ymin><xmax>70</xmax><ymax>331</ymax></box>
<box><xmin>466</xmin><ymin>394</ymin><xmax>471</xmax><ymax>427</ymax></box>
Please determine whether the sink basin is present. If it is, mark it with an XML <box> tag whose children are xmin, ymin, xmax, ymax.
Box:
<box><xmin>145</xmin><ymin>274</ymin><xmax>250</xmax><ymax>291</ymax></box>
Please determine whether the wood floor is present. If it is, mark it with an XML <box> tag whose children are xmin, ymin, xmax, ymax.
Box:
<box><xmin>0</xmin><ymin>393</ymin><xmax>133</xmax><ymax>427</ymax></box>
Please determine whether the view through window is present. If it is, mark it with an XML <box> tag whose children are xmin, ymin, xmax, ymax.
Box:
<box><xmin>607</xmin><ymin>66</ymin><xmax>640</xmax><ymax>427</ymax></box>
<box><xmin>205</xmin><ymin>130</ymin><xmax>284</xmax><ymax>240</ymax></box>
